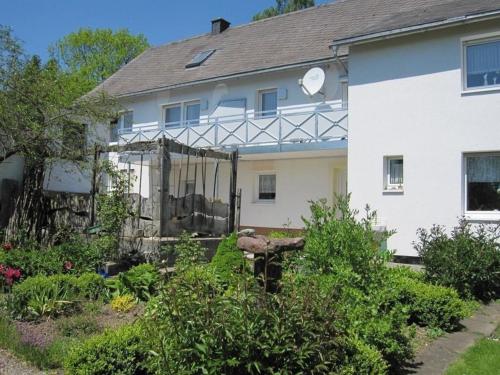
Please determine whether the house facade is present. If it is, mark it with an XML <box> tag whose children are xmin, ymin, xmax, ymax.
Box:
<box><xmin>41</xmin><ymin>0</ymin><xmax>500</xmax><ymax>257</ymax></box>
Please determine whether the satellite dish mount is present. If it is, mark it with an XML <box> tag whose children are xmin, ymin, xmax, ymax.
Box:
<box><xmin>299</xmin><ymin>67</ymin><xmax>326</xmax><ymax>98</ymax></box>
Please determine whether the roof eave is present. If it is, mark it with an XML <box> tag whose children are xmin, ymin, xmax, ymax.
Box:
<box><xmin>113</xmin><ymin>57</ymin><xmax>337</xmax><ymax>99</ymax></box>
<box><xmin>330</xmin><ymin>9</ymin><xmax>500</xmax><ymax>48</ymax></box>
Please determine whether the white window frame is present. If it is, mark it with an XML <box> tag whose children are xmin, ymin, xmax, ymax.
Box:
<box><xmin>163</xmin><ymin>103</ymin><xmax>182</xmax><ymax>128</ymax></box>
<box><xmin>184</xmin><ymin>100</ymin><xmax>201</xmax><ymax>126</ymax></box>
<box><xmin>461</xmin><ymin>31</ymin><xmax>500</xmax><ymax>94</ymax></box>
<box><xmin>257</xmin><ymin>88</ymin><xmax>278</xmax><ymax>119</ymax></box>
<box><xmin>384</xmin><ymin>156</ymin><xmax>404</xmax><ymax>192</ymax></box>
<box><xmin>255</xmin><ymin>172</ymin><xmax>276</xmax><ymax>203</ymax></box>
<box><xmin>463</xmin><ymin>152</ymin><xmax>500</xmax><ymax>221</ymax></box>
<box><xmin>162</xmin><ymin>100</ymin><xmax>201</xmax><ymax>128</ymax></box>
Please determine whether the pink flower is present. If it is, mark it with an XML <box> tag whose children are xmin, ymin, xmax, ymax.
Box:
<box><xmin>64</xmin><ymin>261</ymin><xmax>73</xmax><ymax>271</ymax></box>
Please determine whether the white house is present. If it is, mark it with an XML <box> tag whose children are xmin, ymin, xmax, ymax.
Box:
<box><xmin>42</xmin><ymin>0</ymin><xmax>500</xmax><ymax>257</ymax></box>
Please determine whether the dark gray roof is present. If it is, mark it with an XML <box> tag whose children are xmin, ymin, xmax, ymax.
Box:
<box><xmin>95</xmin><ymin>0</ymin><xmax>500</xmax><ymax>97</ymax></box>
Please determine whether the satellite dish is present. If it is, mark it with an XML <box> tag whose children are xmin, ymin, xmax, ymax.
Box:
<box><xmin>300</xmin><ymin>67</ymin><xmax>326</xmax><ymax>96</ymax></box>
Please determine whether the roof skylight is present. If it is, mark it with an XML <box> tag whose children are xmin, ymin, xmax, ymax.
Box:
<box><xmin>185</xmin><ymin>49</ymin><xmax>216</xmax><ymax>68</ymax></box>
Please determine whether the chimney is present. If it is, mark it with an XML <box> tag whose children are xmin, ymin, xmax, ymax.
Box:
<box><xmin>211</xmin><ymin>18</ymin><xmax>230</xmax><ymax>35</ymax></box>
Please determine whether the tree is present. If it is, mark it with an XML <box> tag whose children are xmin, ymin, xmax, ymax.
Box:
<box><xmin>50</xmin><ymin>28</ymin><xmax>149</xmax><ymax>95</ymax></box>
<box><xmin>252</xmin><ymin>0</ymin><xmax>315</xmax><ymax>21</ymax></box>
<box><xmin>0</xmin><ymin>25</ymin><xmax>118</xmax><ymax>241</ymax></box>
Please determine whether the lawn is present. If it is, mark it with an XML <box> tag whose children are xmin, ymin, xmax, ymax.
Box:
<box><xmin>445</xmin><ymin>324</ymin><xmax>500</xmax><ymax>375</ymax></box>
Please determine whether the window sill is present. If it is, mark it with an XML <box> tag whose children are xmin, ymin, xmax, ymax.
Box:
<box><xmin>464</xmin><ymin>212</ymin><xmax>500</xmax><ymax>222</ymax></box>
<box><xmin>383</xmin><ymin>188</ymin><xmax>404</xmax><ymax>195</ymax></box>
<box><xmin>252</xmin><ymin>200</ymin><xmax>276</xmax><ymax>205</ymax></box>
<box><xmin>461</xmin><ymin>85</ymin><xmax>500</xmax><ymax>95</ymax></box>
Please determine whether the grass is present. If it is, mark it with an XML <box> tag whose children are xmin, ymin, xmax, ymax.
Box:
<box><xmin>445</xmin><ymin>324</ymin><xmax>500</xmax><ymax>375</ymax></box>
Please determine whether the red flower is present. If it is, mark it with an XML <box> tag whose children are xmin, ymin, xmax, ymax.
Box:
<box><xmin>1</xmin><ymin>265</ymin><xmax>21</xmax><ymax>286</ymax></box>
<box><xmin>2</xmin><ymin>243</ymin><xmax>13</xmax><ymax>251</ymax></box>
<box><xmin>64</xmin><ymin>261</ymin><xmax>73</xmax><ymax>271</ymax></box>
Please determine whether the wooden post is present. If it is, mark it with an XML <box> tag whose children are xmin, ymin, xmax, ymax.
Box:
<box><xmin>89</xmin><ymin>145</ymin><xmax>99</xmax><ymax>227</ymax></box>
<box><xmin>159</xmin><ymin>136</ymin><xmax>171</xmax><ymax>237</ymax></box>
<box><xmin>228</xmin><ymin>149</ymin><xmax>238</xmax><ymax>233</ymax></box>
<box><xmin>236</xmin><ymin>188</ymin><xmax>242</xmax><ymax>232</ymax></box>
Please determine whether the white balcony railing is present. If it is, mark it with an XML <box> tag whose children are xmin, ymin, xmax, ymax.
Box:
<box><xmin>115</xmin><ymin>104</ymin><xmax>348</xmax><ymax>149</ymax></box>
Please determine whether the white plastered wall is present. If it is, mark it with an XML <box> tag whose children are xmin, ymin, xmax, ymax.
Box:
<box><xmin>348</xmin><ymin>20</ymin><xmax>500</xmax><ymax>256</ymax></box>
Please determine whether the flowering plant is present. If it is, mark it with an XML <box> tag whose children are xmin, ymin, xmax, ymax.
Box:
<box><xmin>0</xmin><ymin>263</ymin><xmax>22</xmax><ymax>286</ymax></box>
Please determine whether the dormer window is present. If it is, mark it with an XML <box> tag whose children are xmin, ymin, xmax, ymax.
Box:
<box><xmin>185</xmin><ymin>49</ymin><xmax>216</xmax><ymax>68</ymax></box>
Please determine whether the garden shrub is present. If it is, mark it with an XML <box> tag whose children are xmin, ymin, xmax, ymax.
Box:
<box><xmin>0</xmin><ymin>237</ymin><xmax>105</xmax><ymax>281</ymax></box>
<box><xmin>415</xmin><ymin>220</ymin><xmax>500</xmax><ymax>301</ymax></box>
<box><xmin>75</xmin><ymin>272</ymin><xmax>107</xmax><ymax>300</ymax></box>
<box><xmin>116</xmin><ymin>263</ymin><xmax>160</xmax><ymax>301</ymax></box>
<box><xmin>143</xmin><ymin>267</ymin><xmax>387</xmax><ymax>375</ymax></box>
<box><xmin>389</xmin><ymin>268</ymin><xmax>467</xmax><ymax>331</ymax></box>
<box><xmin>64</xmin><ymin>323</ymin><xmax>148</xmax><ymax>375</ymax></box>
<box><xmin>301</xmin><ymin>196</ymin><xmax>393</xmax><ymax>289</ymax></box>
<box><xmin>210</xmin><ymin>233</ymin><xmax>247</xmax><ymax>283</ymax></box>
<box><xmin>9</xmin><ymin>272</ymin><xmax>105</xmax><ymax>319</ymax></box>
<box><xmin>288</xmin><ymin>197</ymin><xmax>416</xmax><ymax>371</ymax></box>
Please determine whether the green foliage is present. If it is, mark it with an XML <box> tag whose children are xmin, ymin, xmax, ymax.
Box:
<box><xmin>0</xmin><ymin>26</ymin><xmax>118</xmax><ymax>241</ymax></box>
<box><xmin>301</xmin><ymin>196</ymin><xmax>393</xmax><ymax>288</ymax></box>
<box><xmin>171</xmin><ymin>232</ymin><xmax>207</xmax><ymax>270</ymax></box>
<box><xmin>210</xmin><ymin>233</ymin><xmax>247</xmax><ymax>283</ymax></box>
<box><xmin>50</xmin><ymin>28</ymin><xmax>149</xmax><ymax>94</ymax></box>
<box><xmin>389</xmin><ymin>268</ymin><xmax>467</xmax><ymax>331</ymax></box>
<box><xmin>253</xmin><ymin>0</ymin><xmax>315</xmax><ymax>21</ymax></box>
<box><xmin>64</xmin><ymin>324</ymin><xmax>149</xmax><ymax>375</ymax></box>
<box><xmin>144</xmin><ymin>267</ymin><xmax>387</xmax><ymax>374</ymax></box>
<box><xmin>9</xmin><ymin>272</ymin><xmax>105</xmax><ymax>320</ymax></box>
<box><xmin>95</xmin><ymin>161</ymin><xmax>134</xmax><ymax>260</ymax></box>
<box><xmin>111</xmin><ymin>294</ymin><xmax>137</xmax><ymax>313</ymax></box>
<box><xmin>415</xmin><ymin>220</ymin><xmax>500</xmax><ymax>301</ymax></box>
<box><xmin>117</xmin><ymin>263</ymin><xmax>160</xmax><ymax>301</ymax></box>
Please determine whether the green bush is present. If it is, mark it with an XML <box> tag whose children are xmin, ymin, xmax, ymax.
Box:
<box><xmin>210</xmin><ymin>233</ymin><xmax>247</xmax><ymax>283</ymax></box>
<box><xmin>64</xmin><ymin>324</ymin><xmax>148</xmax><ymax>375</ymax></box>
<box><xmin>389</xmin><ymin>268</ymin><xmax>467</xmax><ymax>331</ymax></box>
<box><xmin>116</xmin><ymin>263</ymin><xmax>160</xmax><ymax>301</ymax></box>
<box><xmin>75</xmin><ymin>272</ymin><xmax>107</xmax><ymax>300</ymax></box>
<box><xmin>144</xmin><ymin>268</ymin><xmax>388</xmax><ymax>374</ymax></box>
<box><xmin>9</xmin><ymin>272</ymin><xmax>105</xmax><ymax>319</ymax></box>
<box><xmin>0</xmin><ymin>238</ymin><xmax>104</xmax><ymax>279</ymax></box>
<box><xmin>301</xmin><ymin>196</ymin><xmax>392</xmax><ymax>288</ymax></box>
<box><xmin>415</xmin><ymin>220</ymin><xmax>500</xmax><ymax>301</ymax></box>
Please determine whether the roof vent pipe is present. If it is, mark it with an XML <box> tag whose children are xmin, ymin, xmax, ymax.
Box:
<box><xmin>211</xmin><ymin>18</ymin><xmax>230</xmax><ymax>35</ymax></box>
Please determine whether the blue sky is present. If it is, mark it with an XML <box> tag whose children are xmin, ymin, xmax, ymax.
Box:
<box><xmin>1</xmin><ymin>0</ymin><xmax>330</xmax><ymax>61</ymax></box>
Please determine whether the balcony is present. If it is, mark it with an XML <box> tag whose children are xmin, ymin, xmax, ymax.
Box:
<box><xmin>114</xmin><ymin>104</ymin><xmax>348</xmax><ymax>151</ymax></box>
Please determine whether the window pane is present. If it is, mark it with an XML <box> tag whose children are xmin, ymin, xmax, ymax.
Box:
<box><xmin>261</xmin><ymin>91</ymin><xmax>277</xmax><ymax>117</ymax></box>
<box><xmin>122</xmin><ymin>111</ymin><xmax>133</xmax><ymax>132</ymax></box>
<box><xmin>185</xmin><ymin>103</ymin><xmax>200</xmax><ymax>125</ymax></box>
<box><xmin>389</xmin><ymin>159</ymin><xmax>403</xmax><ymax>185</ymax></box>
<box><xmin>165</xmin><ymin>106</ymin><xmax>181</xmax><ymax>127</ymax></box>
<box><xmin>467</xmin><ymin>155</ymin><xmax>500</xmax><ymax>211</ymax></box>
<box><xmin>259</xmin><ymin>174</ymin><xmax>276</xmax><ymax>200</ymax></box>
<box><xmin>466</xmin><ymin>40</ymin><xmax>500</xmax><ymax>88</ymax></box>
<box><xmin>110</xmin><ymin>119</ymin><xmax>118</xmax><ymax>142</ymax></box>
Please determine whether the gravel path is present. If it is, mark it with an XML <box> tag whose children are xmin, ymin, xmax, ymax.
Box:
<box><xmin>0</xmin><ymin>348</ymin><xmax>44</xmax><ymax>375</ymax></box>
